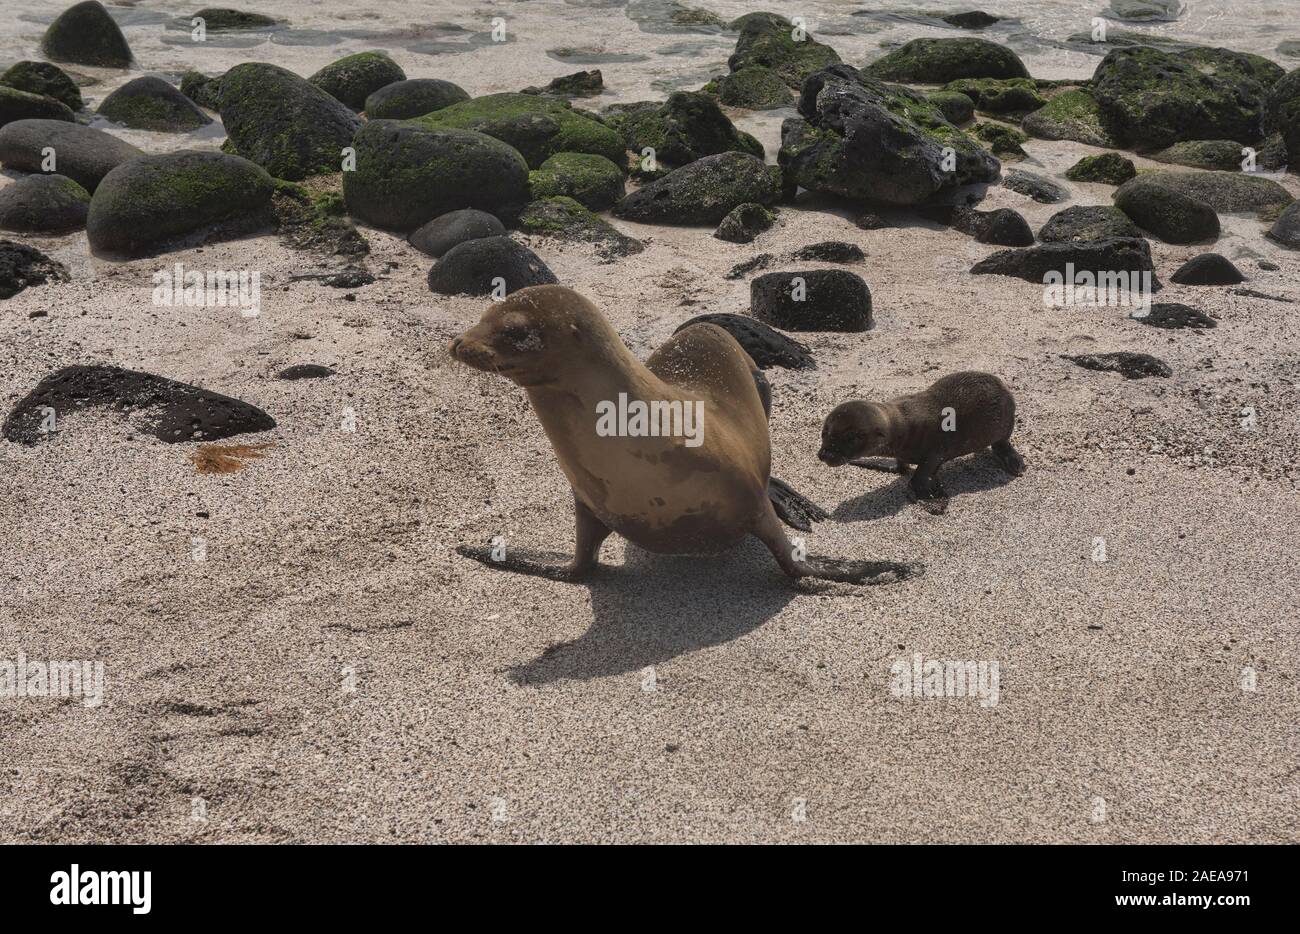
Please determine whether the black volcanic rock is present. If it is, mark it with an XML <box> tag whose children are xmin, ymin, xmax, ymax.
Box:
<box><xmin>674</xmin><ymin>313</ymin><xmax>815</xmax><ymax>370</ymax></box>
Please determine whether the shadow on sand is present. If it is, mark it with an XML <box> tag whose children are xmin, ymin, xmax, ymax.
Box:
<box><xmin>832</xmin><ymin>451</ymin><xmax>1018</xmax><ymax>522</ymax></box>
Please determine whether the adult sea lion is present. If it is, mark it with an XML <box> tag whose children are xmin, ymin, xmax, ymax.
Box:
<box><xmin>818</xmin><ymin>371</ymin><xmax>1024</xmax><ymax>499</ymax></box>
<box><xmin>450</xmin><ymin>285</ymin><xmax>916</xmax><ymax>585</ymax></box>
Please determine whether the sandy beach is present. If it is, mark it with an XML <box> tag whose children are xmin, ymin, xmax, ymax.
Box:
<box><xmin>1</xmin><ymin>0</ymin><xmax>1298</xmax><ymax>843</ymax></box>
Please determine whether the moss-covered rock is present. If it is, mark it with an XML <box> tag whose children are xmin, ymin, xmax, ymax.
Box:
<box><xmin>0</xmin><ymin>119</ymin><xmax>142</xmax><ymax>191</ymax></box>
<box><xmin>604</xmin><ymin>91</ymin><xmax>762</xmax><ymax>168</ymax></box>
<box><xmin>98</xmin><ymin>76</ymin><xmax>211</xmax><ymax>131</ymax></box>
<box><xmin>926</xmin><ymin>90</ymin><xmax>974</xmax><ymax>124</ymax></box>
<box><xmin>309</xmin><ymin>52</ymin><xmax>406</xmax><ymax>111</ymax></box>
<box><xmin>1148</xmin><ymin>139</ymin><xmax>1247</xmax><ymax>170</ymax></box>
<box><xmin>1092</xmin><ymin>46</ymin><xmax>1270</xmax><ymax>150</ymax></box>
<box><xmin>518</xmin><ymin>196</ymin><xmax>642</xmax><ymax>259</ymax></box>
<box><xmin>0</xmin><ymin>62</ymin><xmax>83</xmax><ymax>111</ymax></box>
<box><xmin>711</xmin><ymin>66</ymin><xmax>793</xmax><ymax>110</ymax></box>
<box><xmin>528</xmin><ymin>152</ymin><xmax>625</xmax><ymax>210</ymax></box>
<box><xmin>41</xmin><ymin>1</ymin><xmax>132</xmax><ymax>68</ymax></box>
<box><xmin>1064</xmin><ymin>151</ymin><xmax>1136</xmax><ymax>184</ymax></box>
<box><xmin>1022</xmin><ymin>88</ymin><xmax>1116</xmax><ymax>147</ymax></box>
<box><xmin>193</xmin><ymin>8</ymin><xmax>280</xmax><ymax>30</ymax></box>
<box><xmin>974</xmin><ymin>122</ymin><xmax>1026</xmax><ymax>156</ymax></box>
<box><xmin>1263</xmin><ymin>66</ymin><xmax>1300</xmax><ymax>167</ymax></box>
<box><xmin>86</xmin><ymin>151</ymin><xmax>275</xmax><ymax>256</ymax></box>
<box><xmin>0</xmin><ymin>86</ymin><xmax>74</xmax><ymax>128</ymax></box>
<box><xmin>779</xmin><ymin>64</ymin><xmax>999</xmax><ymax>205</ymax></box>
<box><xmin>342</xmin><ymin>120</ymin><xmax>530</xmax><ymax>231</ymax></box>
<box><xmin>219</xmin><ymin>62</ymin><xmax>363</xmax><ymax>180</ymax></box>
<box><xmin>714</xmin><ymin>201</ymin><xmax>774</xmax><ymax>243</ymax></box>
<box><xmin>410</xmin><ymin>92</ymin><xmax>625</xmax><ymax>168</ymax></box>
<box><xmin>726</xmin><ymin>12</ymin><xmax>841</xmax><ymax>89</ymax></box>
<box><xmin>1113</xmin><ymin>176</ymin><xmax>1221</xmax><ymax>243</ymax></box>
<box><xmin>865</xmin><ymin>38</ymin><xmax>1028</xmax><ymax>83</ymax></box>
<box><xmin>1115</xmin><ymin>169</ymin><xmax>1293</xmax><ymax>215</ymax></box>
<box><xmin>364</xmin><ymin>78</ymin><xmax>468</xmax><ymax>119</ymax></box>
<box><xmin>0</xmin><ymin>173</ymin><xmax>90</xmax><ymax>232</ymax></box>
<box><xmin>1178</xmin><ymin>47</ymin><xmax>1285</xmax><ymax>90</ymax></box>
<box><xmin>944</xmin><ymin>78</ymin><xmax>1044</xmax><ymax>114</ymax></box>
<box><xmin>522</xmin><ymin>70</ymin><xmax>604</xmax><ymax>98</ymax></box>
<box><xmin>180</xmin><ymin>70</ymin><xmax>223</xmax><ymax>110</ymax></box>
<box><xmin>614</xmin><ymin>151</ymin><xmax>780</xmax><ymax>224</ymax></box>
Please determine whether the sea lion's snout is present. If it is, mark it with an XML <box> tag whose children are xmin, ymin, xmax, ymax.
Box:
<box><xmin>818</xmin><ymin>447</ymin><xmax>848</xmax><ymax>467</ymax></box>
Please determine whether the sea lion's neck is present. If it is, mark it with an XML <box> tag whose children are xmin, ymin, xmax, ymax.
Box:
<box><xmin>523</xmin><ymin>344</ymin><xmax>663</xmax><ymax>446</ymax></box>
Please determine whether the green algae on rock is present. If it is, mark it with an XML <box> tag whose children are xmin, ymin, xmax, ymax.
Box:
<box><xmin>726</xmin><ymin>12</ymin><xmax>841</xmax><ymax>89</ymax></box>
<box><xmin>0</xmin><ymin>119</ymin><xmax>142</xmax><ymax>192</ymax></box>
<box><xmin>944</xmin><ymin>78</ymin><xmax>1044</xmax><ymax>115</ymax></box>
<box><xmin>98</xmin><ymin>76</ymin><xmax>212</xmax><ymax>131</ymax></box>
<box><xmin>0</xmin><ymin>174</ymin><xmax>91</xmax><ymax>233</ymax></box>
<box><xmin>309</xmin><ymin>51</ymin><xmax>406</xmax><ymax>111</ymax></box>
<box><xmin>86</xmin><ymin>151</ymin><xmax>276</xmax><ymax>257</ymax></box>
<box><xmin>866</xmin><ymin>37</ymin><xmax>1029</xmax><ymax>83</ymax></box>
<box><xmin>0</xmin><ymin>86</ymin><xmax>74</xmax><ymax>129</ymax></box>
<box><xmin>605</xmin><ymin>91</ymin><xmax>763</xmax><ymax>168</ymax></box>
<box><xmin>365</xmin><ymin>78</ymin><xmax>469</xmax><ymax>119</ymax></box>
<box><xmin>518</xmin><ymin>196</ymin><xmax>643</xmax><ymax>259</ymax></box>
<box><xmin>615</xmin><ymin>151</ymin><xmax>781</xmax><ymax>225</ymax></box>
<box><xmin>528</xmin><ymin>152</ymin><xmax>625</xmax><ymax>211</ymax></box>
<box><xmin>342</xmin><ymin>120</ymin><xmax>530</xmax><ymax>231</ymax></box>
<box><xmin>219</xmin><ymin>63</ymin><xmax>362</xmax><ymax>180</ymax></box>
<box><xmin>1064</xmin><ymin>151</ymin><xmax>1136</xmax><ymax>184</ymax></box>
<box><xmin>0</xmin><ymin>62</ymin><xmax>83</xmax><ymax>111</ymax></box>
<box><xmin>1022</xmin><ymin>88</ymin><xmax>1117</xmax><ymax>147</ymax></box>
<box><xmin>410</xmin><ymin>92</ymin><xmax>625</xmax><ymax>168</ymax></box>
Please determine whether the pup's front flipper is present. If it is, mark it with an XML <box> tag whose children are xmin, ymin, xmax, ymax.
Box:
<box><xmin>768</xmin><ymin>476</ymin><xmax>829</xmax><ymax>532</ymax></box>
<box><xmin>849</xmin><ymin>458</ymin><xmax>909</xmax><ymax>474</ymax></box>
<box><xmin>798</xmin><ymin>555</ymin><xmax>924</xmax><ymax>586</ymax></box>
<box><xmin>456</xmin><ymin>544</ymin><xmax>593</xmax><ymax>583</ymax></box>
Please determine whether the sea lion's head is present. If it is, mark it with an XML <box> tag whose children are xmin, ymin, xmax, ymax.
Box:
<box><xmin>818</xmin><ymin>400</ymin><xmax>890</xmax><ymax>466</ymax></box>
<box><xmin>449</xmin><ymin>285</ymin><xmax>615</xmax><ymax>388</ymax></box>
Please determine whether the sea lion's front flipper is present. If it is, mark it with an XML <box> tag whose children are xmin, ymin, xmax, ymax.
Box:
<box><xmin>768</xmin><ymin>476</ymin><xmax>829</xmax><ymax>532</ymax></box>
<box><xmin>797</xmin><ymin>555</ymin><xmax>924</xmax><ymax>586</ymax></box>
<box><xmin>455</xmin><ymin>544</ymin><xmax>590</xmax><ymax>582</ymax></box>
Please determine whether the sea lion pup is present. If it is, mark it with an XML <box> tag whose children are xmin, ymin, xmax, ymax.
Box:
<box><xmin>818</xmin><ymin>372</ymin><xmax>1024</xmax><ymax>500</ymax></box>
<box><xmin>450</xmin><ymin>285</ymin><xmax>915</xmax><ymax>585</ymax></box>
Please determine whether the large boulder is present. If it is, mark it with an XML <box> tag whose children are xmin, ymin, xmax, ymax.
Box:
<box><xmin>1091</xmin><ymin>46</ymin><xmax>1272</xmax><ymax>149</ymax></box>
<box><xmin>86</xmin><ymin>150</ymin><xmax>275</xmax><ymax>256</ymax></box>
<box><xmin>410</xmin><ymin>92</ymin><xmax>624</xmax><ymax>168</ymax></box>
<box><xmin>0</xmin><ymin>174</ymin><xmax>91</xmax><ymax>232</ymax></box>
<box><xmin>778</xmin><ymin>64</ymin><xmax>999</xmax><ymax>205</ymax></box>
<box><xmin>0</xmin><ymin>120</ymin><xmax>142</xmax><ymax>192</ymax></box>
<box><xmin>726</xmin><ymin>12</ymin><xmax>841</xmax><ymax>89</ymax></box>
<box><xmin>1065</xmin><ymin>152</ymin><xmax>1136</xmax><ymax>184</ymax></box>
<box><xmin>408</xmin><ymin>208</ymin><xmax>505</xmax><ymax>258</ymax></box>
<box><xmin>1169</xmin><ymin>253</ymin><xmax>1244</xmax><ymax>285</ymax></box>
<box><xmin>971</xmin><ymin>237</ymin><xmax>1159</xmax><ymax>286</ymax></box>
<box><xmin>180</xmin><ymin>70</ymin><xmax>223</xmax><ymax>110</ymax></box>
<box><xmin>865</xmin><ymin>38</ymin><xmax>1028</xmax><ymax>83</ymax></box>
<box><xmin>604</xmin><ymin>91</ymin><xmax>763</xmax><ymax>168</ymax></box>
<box><xmin>41</xmin><ymin>1</ymin><xmax>133</xmax><ymax>68</ymax></box>
<box><xmin>98</xmin><ymin>76</ymin><xmax>212</xmax><ymax>131</ymax></box>
<box><xmin>427</xmin><ymin>235</ymin><xmax>557</xmax><ymax>296</ymax></box>
<box><xmin>0</xmin><ymin>86</ymin><xmax>74</xmax><ymax>128</ymax></box>
<box><xmin>0</xmin><ymin>61</ymin><xmax>83</xmax><ymax>110</ymax></box>
<box><xmin>674</xmin><ymin>313</ymin><xmax>814</xmax><ymax>370</ymax></box>
<box><xmin>614</xmin><ymin>151</ymin><xmax>780</xmax><ymax>225</ymax></box>
<box><xmin>1038</xmin><ymin>205</ymin><xmax>1141</xmax><ymax>243</ymax></box>
<box><xmin>3</xmin><ymin>365</ymin><xmax>275</xmax><ymax>444</ymax></box>
<box><xmin>750</xmin><ymin>269</ymin><xmax>871</xmax><ymax>332</ymax></box>
<box><xmin>219</xmin><ymin>63</ymin><xmax>362</xmax><ymax>180</ymax></box>
<box><xmin>343</xmin><ymin>120</ymin><xmax>530</xmax><ymax>231</ymax></box>
<box><xmin>309</xmin><ymin>52</ymin><xmax>406</xmax><ymax>111</ymax></box>
<box><xmin>1266</xmin><ymin>202</ymin><xmax>1300</xmax><ymax>248</ymax></box>
<box><xmin>1113</xmin><ymin>170</ymin><xmax>1293</xmax><ymax>215</ymax></box>
<box><xmin>528</xmin><ymin>151</ymin><xmax>624</xmax><ymax>210</ymax></box>
<box><xmin>1263</xmin><ymin>67</ymin><xmax>1300</xmax><ymax>167</ymax></box>
<box><xmin>1113</xmin><ymin>176</ymin><xmax>1220</xmax><ymax>243</ymax></box>
<box><xmin>1148</xmin><ymin>139</ymin><xmax>1250</xmax><ymax>170</ymax></box>
<box><xmin>364</xmin><ymin>78</ymin><xmax>469</xmax><ymax>119</ymax></box>
<box><xmin>1022</xmin><ymin>88</ymin><xmax>1117</xmax><ymax>147</ymax></box>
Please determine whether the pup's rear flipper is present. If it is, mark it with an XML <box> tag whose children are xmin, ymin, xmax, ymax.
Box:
<box><xmin>456</xmin><ymin>543</ymin><xmax>587</xmax><ymax>583</ymax></box>
<box><xmin>768</xmin><ymin>476</ymin><xmax>829</xmax><ymax>532</ymax></box>
<box><xmin>800</xmin><ymin>555</ymin><xmax>923</xmax><ymax>586</ymax></box>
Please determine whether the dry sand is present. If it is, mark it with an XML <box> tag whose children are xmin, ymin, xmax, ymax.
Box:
<box><xmin>1</xmin><ymin>1</ymin><xmax>1299</xmax><ymax>843</ymax></box>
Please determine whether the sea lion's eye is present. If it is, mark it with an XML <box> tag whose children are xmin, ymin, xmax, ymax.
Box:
<box><xmin>500</xmin><ymin>325</ymin><xmax>542</xmax><ymax>351</ymax></box>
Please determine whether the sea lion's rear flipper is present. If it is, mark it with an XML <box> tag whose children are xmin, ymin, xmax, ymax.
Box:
<box><xmin>799</xmin><ymin>555</ymin><xmax>924</xmax><ymax>587</ymax></box>
<box><xmin>768</xmin><ymin>476</ymin><xmax>829</xmax><ymax>532</ymax></box>
<box><xmin>455</xmin><ymin>544</ymin><xmax>589</xmax><ymax>583</ymax></box>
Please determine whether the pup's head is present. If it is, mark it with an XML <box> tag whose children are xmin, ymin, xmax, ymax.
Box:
<box><xmin>818</xmin><ymin>400</ymin><xmax>891</xmax><ymax>466</ymax></box>
<box><xmin>449</xmin><ymin>285</ymin><xmax>612</xmax><ymax>388</ymax></box>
